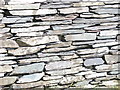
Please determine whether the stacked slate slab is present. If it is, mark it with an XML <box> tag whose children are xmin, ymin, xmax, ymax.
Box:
<box><xmin>0</xmin><ymin>0</ymin><xmax>120</xmax><ymax>89</ymax></box>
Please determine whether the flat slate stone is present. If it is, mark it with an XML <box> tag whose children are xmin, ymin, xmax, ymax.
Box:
<box><xmin>46</xmin><ymin>66</ymin><xmax>87</xmax><ymax>76</ymax></box>
<box><xmin>0</xmin><ymin>28</ymin><xmax>10</xmax><ymax>33</ymax></box>
<box><xmin>8</xmin><ymin>45</ymin><xmax>46</xmax><ymax>56</ymax></box>
<box><xmin>100</xmin><ymin>30</ymin><xmax>118</xmax><ymax>36</ymax></box>
<box><xmin>11</xmin><ymin>63</ymin><xmax>45</xmax><ymax>75</ymax></box>
<box><xmin>0</xmin><ymin>33</ymin><xmax>12</xmax><ymax>39</ymax></box>
<box><xmin>2</xmin><ymin>17</ymin><xmax>33</xmax><ymax>24</ymax></box>
<box><xmin>2</xmin><ymin>3</ymin><xmax>40</xmax><ymax>10</ymax></box>
<box><xmin>11</xmin><ymin>26</ymin><xmax>50</xmax><ymax>33</ymax></box>
<box><xmin>0</xmin><ymin>39</ymin><xmax>19</xmax><ymax>48</ymax></box>
<box><xmin>10</xmin><ymin>9</ymin><xmax>57</xmax><ymax>16</ymax></box>
<box><xmin>18</xmin><ymin>56</ymin><xmax>61</xmax><ymax>64</ymax></box>
<box><xmin>52</xmin><ymin>24</ymin><xmax>91</xmax><ymax>30</ymax></box>
<box><xmin>43</xmin><ymin>75</ymin><xmax>63</xmax><ymax>80</ymax></box>
<box><xmin>58</xmin><ymin>7</ymin><xmax>89</xmax><ymax>14</ymax></box>
<box><xmin>45</xmin><ymin>58</ymin><xmax>83</xmax><ymax>70</ymax></box>
<box><xmin>0</xmin><ymin>77</ymin><xmax>18</xmax><ymax>86</ymax></box>
<box><xmin>0</xmin><ymin>48</ymin><xmax>7</xmax><ymax>53</ymax></box>
<box><xmin>72</xmin><ymin>2</ymin><xmax>104</xmax><ymax>7</ymax></box>
<box><xmin>37</xmin><ymin>14</ymin><xmax>78</xmax><ymax>21</ymax></box>
<box><xmin>101</xmin><ymin>80</ymin><xmax>119</xmax><ymax>86</ymax></box>
<box><xmin>0</xmin><ymin>61</ymin><xmax>17</xmax><ymax>65</ymax></box>
<box><xmin>8</xmin><ymin>0</ymin><xmax>46</xmax><ymax>4</ymax></box>
<box><xmin>60</xmin><ymin>75</ymin><xmax>85</xmax><ymax>85</ymax></box>
<box><xmin>104</xmin><ymin>55</ymin><xmax>119</xmax><ymax>64</ymax></box>
<box><xmin>19</xmin><ymin>36</ymin><xmax>60</xmax><ymax>46</ymax></box>
<box><xmin>65</xmin><ymin>33</ymin><xmax>96</xmax><ymax>41</ymax></box>
<box><xmin>17</xmin><ymin>72</ymin><xmax>44</xmax><ymax>83</ymax></box>
<box><xmin>0</xmin><ymin>65</ymin><xmax>13</xmax><ymax>73</ymax></box>
<box><xmin>84</xmin><ymin>58</ymin><xmax>104</xmax><ymax>66</ymax></box>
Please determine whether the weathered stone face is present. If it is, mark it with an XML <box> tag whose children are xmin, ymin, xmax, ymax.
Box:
<box><xmin>0</xmin><ymin>0</ymin><xmax>119</xmax><ymax>89</ymax></box>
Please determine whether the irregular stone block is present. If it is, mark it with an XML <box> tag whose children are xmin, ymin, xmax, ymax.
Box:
<box><xmin>11</xmin><ymin>63</ymin><xmax>45</xmax><ymax>75</ymax></box>
<box><xmin>46</xmin><ymin>66</ymin><xmax>86</xmax><ymax>76</ymax></box>
<box><xmin>85</xmin><ymin>72</ymin><xmax>107</xmax><ymax>79</ymax></box>
<box><xmin>77</xmin><ymin>47</ymin><xmax>109</xmax><ymax>55</ymax></box>
<box><xmin>0</xmin><ymin>39</ymin><xmax>19</xmax><ymax>48</ymax></box>
<box><xmin>58</xmin><ymin>7</ymin><xmax>89</xmax><ymax>14</ymax></box>
<box><xmin>72</xmin><ymin>2</ymin><xmax>104</xmax><ymax>7</ymax></box>
<box><xmin>104</xmin><ymin>55</ymin><xmax>119</xmax><ymax>64</ymax></box>
<box><xmin>100</xmin><ymin>30</ymin><xmax>118</xmax><ymax>36</ymax></box>
<box><xmin>45</xmin><ymin>58</ymin><xmax>83</xmax><ymax>70</ymax></box>
<box><xmin>65</xmin><ymin>33</ymin><xmax>96</xmax><ymax>41</ymax></box>
<box><xmin>2</xmin><ymin>3</ymin><xmax>40</xmax><ymax>10</ymax></box>
<box><xmin>37</xmin><ymin>14</ymin><xmax>78</xmax><ymax>21</ymax></box>
<box><xmin>17</xmin><ymin>72</ymin><xmax>44</xmax><ymax>83</ymax></box>
<box><xmin>111</xmin><ymin>45</ymin><xmax>120</xmax><ymax>50</ymax></box>
<box><xmin>0</xmin><ymin>48</ymin><xmax>7</xmax><ymax>53</ymax></box>
<box><xmin>0</xmin><ymin>77</ymin><xmax>18</xmax><ymax>86</ymax></box>
<box><xmin>2</xmin><ymin>17</ymin><xmax>33</xmax><ymax>24</ymax></box>
<box><xmin>0</xmin><ymin>33</ymin><xmax>13</xmax><ymax>39</ymax></box>
<box><xmin>0</xmin><ymin>61</ymin><xmax>17</xmax><ymax>65</ymax></box>
<box><xmin>18</xmin><ymin>56</ymin><xmax>61</xmax><ymax>64</ymax></box>
<box><xmin>11</xmin><ymin>26</ymin><xmax>50</xmax><ymax>33</ymax></box>
<box><xmin>0</xmin><ymin>65</ymin><xmax>13</xmax><ymax>73</ymax></box>
<box><xmin>52</xmin><ymin>24</ymin><xmax>91</xmax><ymax>30</ymax></box>
<box><xmin>93</xmin><ymin>41</ymin><xmax>119</xmax><ymax>48</ymax></box>
<box><xmin>84</xmin><ymin>58</ymin><xmax>104</xmax><ymax>67</ymax></box>
<box><xmin>60</xmin><ymin>75</ymin><xmax>85</xmax><ymax>85</ymax></box>
<box><xmin>8</xmin><ymin>45</ymin><xmax>46</xmax><ymax>56</ymax></box>
<box><xmin>0</xmin><ymin>28</ymin><xmax>10</xmax><ymax>33</ymax></box>
<box><xmin>10</xmin><ymin>9</ymin><xmax>57</xmax><ymax>16</ymax></box>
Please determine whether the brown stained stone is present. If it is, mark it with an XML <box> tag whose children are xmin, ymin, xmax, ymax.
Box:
<box><xmin>0</xmin><ymin>77</ymin><xmax>18</xmax><ymax>86</ymax></box>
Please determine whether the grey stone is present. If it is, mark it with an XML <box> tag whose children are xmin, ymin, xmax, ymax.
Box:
<box><xmin>0</xmin><ymin>61</ymin><xmax>17</xmax><ymax>65</ymax></box>
<box><xmin>0</xmin><ymin>73</ymin><xmax>4</xmax><ymax>77</ymax></box>
<box><xmin>80</xmin><ymin>13</ymin><xmax>114</xmax><ymax>18</ymax></box>
<box><xmin>72</xmin><ymin>2</ymin><xmax>104</xmax><ymax>7</ymax></box>
<box><xmin>0</xmin><ymin>56</ymin><xmax>17</xmax><ymax>61</ymax></box>
<box><xmin>92</xmin><ymin>41</ymin><xmax>119</xmax><ymax>48</ymax></box>
<box><xmin>45</xmin><ymin>58</ymin><xmax>83</xmax><ymax>70</ymax></box>
<box><xmin>109</xmin><ymin>70</ymin><xmax>120</xmax><ymax>75</ymax></box>
<box><xmin>0</xmin><ymin>48</ymin><xmax>7</xmax><ymax>53</ymax></box>
<box><xmin>52</xmin><ymin>24</ymin><xmax>92</xmax><ymax>30</ymax></box>
<box><xmin>11</xmin><ymin>63</ymin><xmax>45</xmax><ymax>75</ymax></box>
<box><xmin>0</xmin><ymin>28</ymin><xmax>10</xmax><ymax>33</ymax></box>
<box><xmin>77</xmin><ymin>47</ymin><xmax>109</xmax><ymax>55</ymax></box>
<box><xmin>18</xmin><ymin>56</ymin><xmax>61</xmax><ymax>64</ymax></box>
<box><xmin>8</xmin><ymin>45</ymin><xmax>46</xmax><ymax>56</ymax></box>
<box><xmin>0</xmin><ymin>77</ymin><xmax>18</xmax><ymax>86</ymax></box>
<box><xmin>111</xmin><ymin>45</ymin><xmax>120</xmax><ymax>50</ymax></box>
<box><xmin>84</xmin><ymin>25</ymin><xmax>117</xmax><ymax>30</ymax></box>
<box><xmin>100</xmin><ymin>30</ymin><xmax>118</xmax><ymax>36</ymax></box>
<box><xmin>101</xmin><ymin>80</ymin><xmax>119</xmax><ymax>86</ymax></box>
<box><xmin>60</xmin><ymin>75</ymin><xmax>85</xmax><ymax>85</ymax></box>
<box><xmin>0</xmin><ymin>65</ymin><xmax>13</xmax><ymax>73</ymax></box>
<box><xmin>117</xmin><ymin>74</ymin><xmax>120</xmax><ymax>79</ymax></box>
<box><xmin>61</xmin><ymin>54</ymin><xmax>78</xmax><ymax>60</ymax></box>
<box><xmin>10</xmin><ymin>9</ymin><xmax>57</xmax><ymax>16</ymax></box>
<box><xmin>43</xmin><ymin>76</ymin><xmax>63</xmax><ymax>80</ymax></box>
<box><xmin>65</xmin><ymin>33</ymin><xmax>96</xmax><ymax>41</ymax></box>
<box><xmin>16</xmin><ymin>32</ymin><xmax>44</xmax><ymax>37</ymax></box>
<box><xmin>0</xmin><ymin>33</ymin><xmax>12</xmax><ymax>39</ymax></box>
<box><xmin>74</xmin><ymin>79</ymin><xmax>92</xmax><ymax>87</ymax></box>
<box><xmin>2</xmin><ymin>17</ymin><xmax>33</xmax><ymax>24</ymax></box>
<box><xmin>19</xmin><ymin>36</ymin><xmax>60</xmax><ymax>46</ymax></box>
<box><xmin>17</xmin><ymin>72</ymin><xmax>44</xmax><ymax>83</ymax></box>
<box><xmin>58</xmin><ymin>7</ymin><xmax>89</xmax><ymax>14</ymax></box>
<box><xmin>46</xmin><ymin>66</ymin><xmax>86</xmax><ymax>76</ymax></box>
<box><xmin>84</xmin><ymin>58</ymin><xmax>104</xmax><ymax>66</ymax></box>
<box><xmin>46</xmin><ymin>42</ymin><xmax>71</xmax><ymax>48</ymax></box>
<box><xmin>104</xmin><ymin>55</ymin><xmax>119</xmax><ymax>64</ymax></box>
<box><xmin>37</xmin><ymin>14</ymin><xmax>78</xmax><ymax>21</ymax></box>
<box><xmin>97</xmin><ymin>36</ymin><xmax>116</xmax><ymax>40</ymax></box>
<box><xmin>8</xmin><ymin>0</ymin><xmax>46</xmax><ymax>4</ymax></box>
<box><xmin>75</xmin><ymin>71</ymin><xmax>95</xmax><ymax>76</ymax></box>
<box><xmin>92</xmin><ymin>8</ymin><xmax>119</xmax><ymax>14</ymax></box>
<box><xmin>73</xmin><ymin>17</ymin><xmax>119</xmax><ymax>24</ymax></box>
<box><xmin>95</xmin><ymin>75</ymin><xmax>116</xmax><ymax>81</ymax></box>
<box><xmin>11</xmin><ymin>26</ymin><xmax>50</xmax><ymax>33</ymax></box>
<box><xmin>110</xmin><ymin>50</ymin><xmax>120</xmax><ymax>55</ymax></box>
<box><xmin>0</xmin><ymin>24</ymin><xmax>5</xmax><ymax>28</ymax></box>
<box><xmin>8</xmin><ymin>20</ymin><xmax>72</xmax><ymax>27</ymax></box>
<box><xmin>73</xmin><ymin>39</ymin><xmax>115</xmax><ymax>45</ymax></box>
<box><xmin>85</xmin><ymin>72</ymin><xmax>107</xmax><ymax>79</ymax></box>
<box><xmin>47</xmin><ymin>29</ymin><xmax>85</xmax><ymax>35</ymax></box>
<box><xmin>2</xmin><ymin>3</ymin><xmax>40</xmax><ymax>10</ymax></box>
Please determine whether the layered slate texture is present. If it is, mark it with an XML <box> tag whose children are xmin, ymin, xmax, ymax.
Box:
<box><xmin>0</xmin><ymin>0</ymin><xmax>120</xmax><ymax>89</ymax></box>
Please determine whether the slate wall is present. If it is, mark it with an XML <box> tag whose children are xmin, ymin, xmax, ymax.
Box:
<box><xmin>0</xmin><ymin>0</ymin><xmax>120</xmax><ymax>89</ymax></box>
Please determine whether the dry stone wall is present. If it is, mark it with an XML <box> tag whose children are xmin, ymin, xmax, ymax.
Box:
<box><xmin>0</xmin><ymin>0</ymin><xmax>120</xmax><ymax>89</ymax></box>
